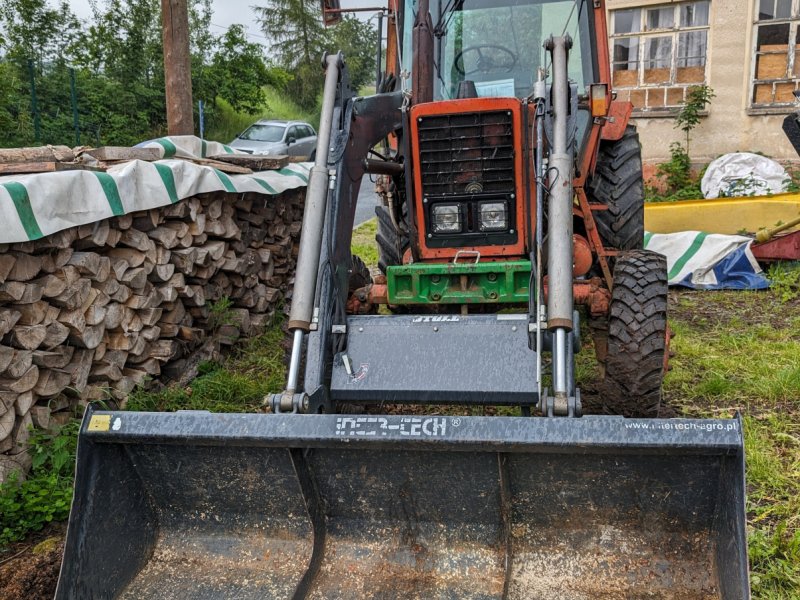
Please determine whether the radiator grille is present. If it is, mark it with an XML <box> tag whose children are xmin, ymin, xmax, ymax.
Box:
<box><xmin>417</xmin><ymin>110</ymin><xmax>516</xmax><ymax>197</ymax></box>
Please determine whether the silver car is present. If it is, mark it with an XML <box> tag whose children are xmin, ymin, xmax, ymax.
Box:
<box><xmin>229</xmin><ymin>120</ymin><xmax>317</xmax><ymax>159</ymax></box>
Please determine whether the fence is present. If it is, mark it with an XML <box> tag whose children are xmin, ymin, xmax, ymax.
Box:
<box><xmin>0</xmin><ymin>59</ymin><xmax>100</xmax><ymax>148</ymax></box>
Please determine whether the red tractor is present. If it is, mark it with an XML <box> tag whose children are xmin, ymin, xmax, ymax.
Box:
<box><xmin>57</xmin><ymin>1</ymin><xmax>749</xmax><ymax>597</ymax></box>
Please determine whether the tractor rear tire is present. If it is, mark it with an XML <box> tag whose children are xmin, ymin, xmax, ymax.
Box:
<box><xmin>376</xmin><ymin>203</ymin><xmax>410</xmax><ymax>274</ymax></box>
<box><xmin>602</xmin><ymin>250</ymin><xmax>668</xmax><ymax>417</ymax></box>
<box><xmin>349</xmin><ymin>254</ymin><xmax>372</xmax><ymax>292</ymax></box>
<box><xmin>588</xmin><ymin>126</ymin><xmax>645</xmax><ymax>253</ymax></box>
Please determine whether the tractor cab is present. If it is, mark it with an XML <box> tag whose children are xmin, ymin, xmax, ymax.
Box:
<box><xmin>401</xmin><ymin>0</ymin><xmax>595</xmax><ymax>101</ymax></box>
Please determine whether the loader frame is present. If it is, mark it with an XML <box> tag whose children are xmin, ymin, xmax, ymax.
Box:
<box><xmin>56</xmin><ymin>1</ymin><xmax>752</xmax><ymax>597</ymax></box>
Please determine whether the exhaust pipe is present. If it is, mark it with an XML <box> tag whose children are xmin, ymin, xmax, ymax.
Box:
<box><xmin>277</xmin><ymin>53</ymin><xmax>343</xmax><ymax>412</ymax></box>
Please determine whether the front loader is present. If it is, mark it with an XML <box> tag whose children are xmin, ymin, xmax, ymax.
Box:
<box><xmin>57</xmin><ymin>0</ymin><xmax>749</xmax><ymax>598</ymax></box>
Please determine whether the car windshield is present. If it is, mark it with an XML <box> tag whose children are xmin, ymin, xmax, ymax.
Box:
<box><xmin>403</xmin><ymin>0</ymin><xmax>594</xmax><ymax>100</ymax></box>
<box><xmin>238</xmin><ymin>124</ymin><xmax>286</xmax><ymax>142</ymax></box>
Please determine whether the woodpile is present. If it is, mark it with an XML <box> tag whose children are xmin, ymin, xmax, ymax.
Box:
<box><xmin>0</xmin><ymin>188</ymin><xmax>304</xmax><ymax>481</ymax></box>
<box><xmin>0</xmin><ymin>145</ymin><xmax>290</xmax><ymax>175</ymax></box>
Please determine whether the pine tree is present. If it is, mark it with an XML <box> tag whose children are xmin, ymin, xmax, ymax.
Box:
<box><xmin>254</xmin><ymin>0</ymin><xmax>326</xmax><ymax>108</ymax></box>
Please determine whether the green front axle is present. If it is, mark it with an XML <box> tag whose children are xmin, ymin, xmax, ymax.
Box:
<box><xmin>387</xmin><ymin>260</ymin><xmax>532</xmax><ymax>305</ymax></box>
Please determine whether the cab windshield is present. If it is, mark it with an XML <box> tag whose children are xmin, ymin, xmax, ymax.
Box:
<box><xmin>403</xmin><ymin>0</ymin><xmax>594</xmax><ymax>100</ymax></box>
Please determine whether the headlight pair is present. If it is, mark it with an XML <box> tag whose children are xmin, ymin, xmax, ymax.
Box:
<box><xmin>431</xmin><ymin>201</ymin><xmax>508</xmax><ymax>234</ymax></box>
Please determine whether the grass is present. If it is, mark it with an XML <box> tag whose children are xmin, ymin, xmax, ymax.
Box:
<box><xmin>351</xmin><ymin>217</ymin><xmax>379</xmax><ymax>268</ymax></box>
<box><xmin>125</xmin><ymin>317</ymin><xmax>287</xmax><ymax>413</ymax></box>
<box><xmin>205</xmin><ymin>87</ymin><xmax>318</xmax><ymax>144</ymax></box>
<box><xmin>665</xmin><ymin>290</ymin><xmax>800</xmax><ymax>598</ymax></box>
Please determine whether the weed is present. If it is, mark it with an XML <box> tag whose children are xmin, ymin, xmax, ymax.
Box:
<box><xmin>208</xmin><ymin>296</ymin><xmax>237</xmax><ymax>332</ymax></box>
<box><xmin>767</xmin><ymin>263</ymin><xmax>800</xmax><ymax>303</ymax></box>
<box><xmin>0</xmin><ymin>421</ymin><xmax>80</xmax><ymax>548</ymax></box>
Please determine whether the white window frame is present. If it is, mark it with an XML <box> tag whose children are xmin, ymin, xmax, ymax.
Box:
<box><xmin>751</xmin><ymin>0</ymin><xmax>800</xmax><ymax>111</ymax></box>
<box><xmin>610</xmin><ymin>1</ymin><xmax>711</xmax><ymax>112</ymax></box>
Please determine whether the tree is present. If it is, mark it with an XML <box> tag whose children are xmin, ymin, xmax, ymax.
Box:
<box><xmin>255</xmin><ymin>2</ymin><xmax>378</xmax><ymax>106</ymax></box>
<box><xmin>254</xmin><ymin>0</ymin><xmax>326</xmax><ymax>108</ymax></box>
<box><xmin>0</xmin><ymin>0</ymin><xmax>80</xmax><ymax>66</ymax></box>
<box><xmin>0</xmin><ymin>0</ymin><xmax>82</xmax><ymax>146</ymax></box>
<box><xmin>205</xmin><ymin>25</ymin><xmax>271</xmax><ymax>114</ymax></box>
<box><xmin>0</xmin><ymin>0</ymin><xmax>289</xmax><ymax>148</ymax></box>
<box><xmin>327</xmin><ymin>15</ymin><xmax>378</xmax><ymax>92</ymax></box>
<box><xmin>675</xmin><ymin>84</ymin><xmax>715</xmax><ymax>156</ymax></box>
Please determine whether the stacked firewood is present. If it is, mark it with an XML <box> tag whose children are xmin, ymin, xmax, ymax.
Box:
<box><xmin>0</xmin><ymin>188</ymin><xmax>303</xmax><ymax>480</ymax></box>
<box><xmin>0</xmin><ymin>145</ymin><xmax>290</xmax><ymax>175</ymax></box>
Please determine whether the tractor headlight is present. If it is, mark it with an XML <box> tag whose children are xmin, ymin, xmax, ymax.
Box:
<box><xmin>432</xmin><ymin>204</ymin><xmax>462</xmax><ymax>233</ymax></box>
<box><xmin>478</xmin><ymin>201</ymin><xmax>508</xmax><ymax>231</ymax></box>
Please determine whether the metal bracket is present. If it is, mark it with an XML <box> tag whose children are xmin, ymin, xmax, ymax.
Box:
<box><xmin>453</xmin><ymin>250</ymin><xmax>480</xmax><ymax>264</ymax></box>
<box><xmin>539</xmin><ymin>388</ymin><xmax>582</xmax><ymax>418</ymax></box>
<box><xmin>267</xmin><ymin>392</ymin><xmax>309</xmax><ymax>414</ymax></box>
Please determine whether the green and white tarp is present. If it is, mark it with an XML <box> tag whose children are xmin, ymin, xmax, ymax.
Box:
<box><xmin>644</xmin><ymin>231</ymin><xmax>769</xmax><ymax>290</ymax></box>
<box><xmin>136</xmin><ymin>135</ymin><xmax>238</xmax><ymax>159</ymax></box>
<box><xmin>0</xmin><ymin>136</ymin><xmax>310</xmax><ymax>244</ymax></box>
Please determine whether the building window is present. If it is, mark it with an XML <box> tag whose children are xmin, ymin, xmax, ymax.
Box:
<box><xmin>611</xmin><ymin>1</ymin><xmax>710</xmax><ymax>113</ymax></box>
<box><xmin>752</xmin><ymin>0</ymin><xmax>800</xmax><ymax>108</ymax></box>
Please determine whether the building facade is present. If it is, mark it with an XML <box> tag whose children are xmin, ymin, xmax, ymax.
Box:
<box><xmin>607</xmin><ymin>0</ymin><xmax>800</xmax><ymax>162</ymax></box>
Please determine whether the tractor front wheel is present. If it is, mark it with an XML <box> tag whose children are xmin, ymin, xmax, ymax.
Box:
<box><xmin>602</xmin><ymin>250</ymin><xmax>668</xmax><ymax>417</ymax></box>
<box><xmin>376</xmin><ymin>203</ymin><xmax>410</xmax><ymax>274</ymax></box>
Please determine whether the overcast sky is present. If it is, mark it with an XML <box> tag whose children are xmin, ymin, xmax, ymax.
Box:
<box><xmin>66</xmin><ymin>0</ymin><xmax>385</xmax><ymax>47</ymax></box>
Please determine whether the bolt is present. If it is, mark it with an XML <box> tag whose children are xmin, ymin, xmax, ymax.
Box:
<box><xmin>423</xmin><ymin>197</ymin><xmax>428</xmax><ymax>203</ymax></box>
<box><xmin>512</xmin><ymin>325</ymin><xmax>518</xmax><ymax>332</ymax></box>
<box><xmin>358</xmin><ymin>327</ymin><xmax>364</xmax><ymax>332</ymax></box>
<box><xmin>302</xmin><ymin>396</ymin><xmax>310</xmax><ymax>411</ymax></box>
<box><xmin>431</xmin><ymin>274</ymin><xmax>440</xmax><ymax>283</ymax></box>
<box><xmin>510</xmin><ymin>193</ymin><xmax>515</xmax><ymax>199</ymax></box>
<box><xmin>433</xmin><ymin>326</ymin><xmax>439</xmax><ymax>332</ymax></box>
<box><xmin>510</xmin><ymin>229</ymin><xmax>515</xmax><ymax>234</ymax></box>
<box><xmin>489</xmin><ymin>292</ymin><xmax>498</xmax><ymax>299</ymax></box>
<box><xmin>427</xmin><ymin>233</ymin><xmax>433</xmax><ymax>239</ymax></box>
<box><xmin>487</xmin><ymin>273</ymin><xmax>497</xmax><ymax>282</ymax></box>
<box><xmin>431</xmin><ymin>293</ymin><xmax>441</xmax><ymax>301</ymax></box>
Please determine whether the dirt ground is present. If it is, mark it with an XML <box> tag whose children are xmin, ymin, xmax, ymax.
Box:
<box><xmin>0</xmin><ymin>523</ymin><xmax>65</xmax><ymax>600</ymax></box>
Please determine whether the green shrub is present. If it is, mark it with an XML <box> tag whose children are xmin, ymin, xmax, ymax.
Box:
<box><xmin>0</xmin><ymin>420</ymin><xmax>79</xmax><ymax>548</ymax></box>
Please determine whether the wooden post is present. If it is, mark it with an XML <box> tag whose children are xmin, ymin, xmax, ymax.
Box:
<box><xmin>161</xmin><ymin>0</ymin><xmax>194</xmax><ymax>135</ymax></box>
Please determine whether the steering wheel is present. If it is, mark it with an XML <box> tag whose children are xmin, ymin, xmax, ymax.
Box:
<box><xmin>454</xmin><ymin>44</ymin><xmax>518</xmax><ymax>76</ymax></box>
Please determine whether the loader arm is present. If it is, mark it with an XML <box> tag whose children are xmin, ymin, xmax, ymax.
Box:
<box><xmin>302</xmin><ymin>89</ymin><xmax>404</xmax><ymax>411</ymax></box>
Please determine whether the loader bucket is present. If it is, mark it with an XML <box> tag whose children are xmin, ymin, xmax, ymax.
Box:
<box><xmin>57</xmin><ymin>407</ymin><xmax>749</xmax><ymax>599</ymax></box>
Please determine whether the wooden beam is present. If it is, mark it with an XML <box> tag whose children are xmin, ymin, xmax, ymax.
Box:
<box><xmin>0</xmin><ymin>162</ymin><xmax>100</xmax><ymax>175</ymax></box>
<box><xmin>84</xmin><ymin>147</ymin><xmax>161</xmax><ymax>162</ymax></box>
<box><xmin>0</xmin><ymin>146</ymin><xmax>74</xmax><ymax>163</ymax></box>
<box><xmin>162</xmin><ymin>0</ymin><xmax>194</xmax><ymax>135</ymax></box>
<box><xmin>207</xmin><ymin>154</ymin><xmax>289</xmax><ymax>171</ymax></box>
